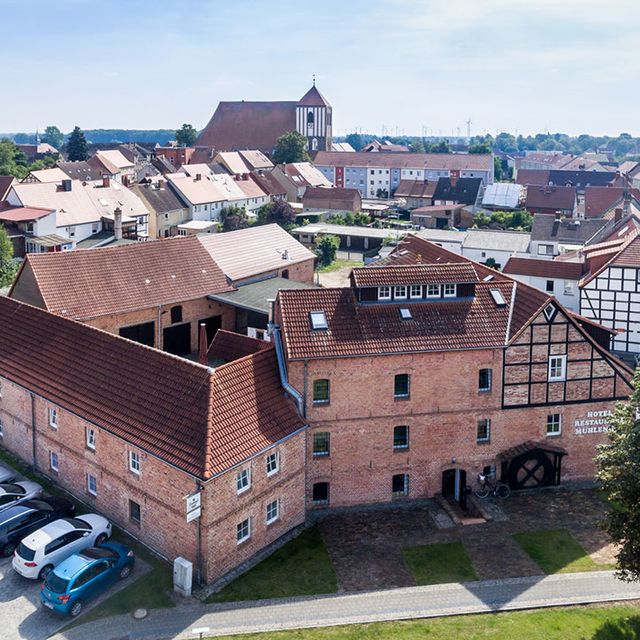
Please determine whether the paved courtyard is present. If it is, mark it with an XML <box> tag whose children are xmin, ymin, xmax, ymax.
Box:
<box><xmin>318</xmin><ymin>489</ymin><xmax>616</xmax><ymax>591</ymax></box>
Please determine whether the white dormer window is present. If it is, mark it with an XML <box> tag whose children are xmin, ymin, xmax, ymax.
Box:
<box><xmin>426</xmin><ymin>284</ymin><xmax>441</xmax><ymax>298</ymax></box>
<box><xmin>394</xmin><ymin>286</ymin><xmax>407</xmax><ymax>300</ymax></box>
<box><xmin>378</xmin><ymin>286</ymin><xmax>391</xmax><ymax>300</ymax></box>
<box><xmin>410</xmin><ymin>285</ymin><xmax>422</xmax><ymax>299</ymax></box>
<box><xmin>48</xmin><ymin>407</ymin><xmax>58</xmax><ymax>429</ymax></box>
<box><xmin>443</xmin><ymin>284</ymin><xmax>457</xmax><ymax>298</ymax></box>
<box><xmin>310</xmin><ymin>311</ymin><xmax>328</xmax><ymax>330</ymax></box>
<box><xmin>548</xmin><ymin>355</ymin><xmax>567</xmax><ymax>382</ymax></box>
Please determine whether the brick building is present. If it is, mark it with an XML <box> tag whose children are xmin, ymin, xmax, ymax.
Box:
<box><xmin>0</xmin><ymin>301</ymin><xmax>306</xmax><ymax>584</ymax></box>
<box><xmin>274</xmin><ymin>235</ymin><xmax>632</xmax><ymax>511</ymax></box>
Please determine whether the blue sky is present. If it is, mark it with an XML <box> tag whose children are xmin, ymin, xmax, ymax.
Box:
<box><xmin>2</xmin><ymin>0</ymin><xmax>638</xmax><ymax>136</ymax></box>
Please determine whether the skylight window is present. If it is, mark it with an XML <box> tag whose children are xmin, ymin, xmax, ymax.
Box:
<box><xmin>399</xmin><ymin>308</ymin><xmax>412</xmax><ymax>320</ymax></box>
<box><xmin>310</xmin><ymin>311</ymin><xmax>328</xmax><ymax>330</ymax></box>
<box><xmin>483</xmin><ymin>275</ymin><xmax>494</xmax><ymax>282</ymax></box>
<box><xmin>490</xmin><ymin>289</ymin><xmax>506</xmax><ymax>307</ymax></box>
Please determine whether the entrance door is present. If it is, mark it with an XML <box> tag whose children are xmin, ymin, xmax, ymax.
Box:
<box><xmin>119</xmin><ymin>321</ymin><xmax>155</xmax><ymax>347</ymax></box>
<box><xmin>442</xmin><ymin>469</ymin><xmax>467</xmax><ymax>510</ymax></box>
<box><xmin>163</xmin><ymin>322</ymin><xmax>191</xmax><ymax>356</ymax></box>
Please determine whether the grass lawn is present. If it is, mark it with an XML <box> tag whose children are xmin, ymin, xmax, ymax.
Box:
<box><xmin>207</xmin><ymin>526</ymin><xmax>337</xmax><ymax>603</ymax></box>
<box><xmin>402</xmin><ymin>541</ymin><xmax>478</xmax><ymax>585</ymax></box>
<box><xmin>0</xmin><ymin>446</ymin><xmax>174</xmax><ymax>624</ymax></box>
<box><xmin>317</xmin><ymin>259</ymin><xmax>363</xmax><ymax>273</ymax></box>
<box><xmin>205</xmin><ymin>603</ymin><xmax>640</xmax><ymax>639</ymax></box>
<box><xmin>513</xmin><ymin>529</ymin><xmax>615</xmax><ymax>574</ymax></box>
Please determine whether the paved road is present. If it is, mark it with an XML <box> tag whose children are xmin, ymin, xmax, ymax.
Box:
<box><xmin>55</xmin><ymin>570</ymin><xmax>640</xmax><ymax>640</ymax></box>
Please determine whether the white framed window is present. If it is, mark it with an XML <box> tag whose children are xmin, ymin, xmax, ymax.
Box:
<box><xmin>50</xmin><ymin>451</ymin><xmax>59</xmax><ymax>472</ymax></box>
<box><xmin>547</xmin><ymin>413</ymin><xmax>562</xmax><ymax>436</ymax></box>
<box><xmin>266</xmin><ymin>452</ymin><xmax>280</xmax><ymax>476</ymax></box>
<box><xmin>394</xmin><ymin>285</ymin><xmax>407</xmax><ymax>300</ymax></box>
<box><xmin>236</xmin><ymin>517</ymin><xmax>251</xmax><ymax>544</ymax></box>
<box><xmin>236</xmin><ymin>468</ymin><xmax>251</xmax><ymax>494</ymax></box>
<box><xmin>48</xmin><ymin>407</ymin><xmax>58</xmax><ymax>429</ymax></box>
<box><xmin>266</xmin><ymin>499</ymin><xmax>280</xmax><ymax>524</ymax></box>
<box><xmin>378</xmin><ymin>286</ymin><xmax>391</xmax><ymax>300</ymax></box>
<box><xmin>409</xmin><ymin>285</ymin><xmax>422</xmax><ymax>299</ymax></box>
<box><xmin>86</xmin><ymin>427</ymin><xmax>96</xmax><ymax>450</ymax></box>
<box><xmin>87</xmin><ymin>473</ymin><xmax>97</xmax><ymax>496</ymax></box>
<box><xmin>426</xmin><ymin>284</ymin><xmax>441</xmax><ymax>298</ymax></box>
<box><xmin>443</xmin><ymin>284</ymin><xmax>457</xmax><ymax>297</ymax></box>
<box><xmin>129</xmin><ymin>450</ymin><xmax>141</xmax><ymax>475</ymax></box>
<box><xmin>548</xmin><ymin>355</ymin><xmax>567</xmax><ymax>381</ymax></box>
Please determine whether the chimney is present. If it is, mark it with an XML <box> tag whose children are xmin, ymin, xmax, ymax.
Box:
<box><xmin>157</xmin><ymin>179</ymin><xmax>165</xmax><ymax>189</ymax></box>
<box><xmin>102</xmin><ymin>175</ymin><xmax>110</xmax><ymax>188</ymax></box>
<box><xmin>614</xmin><ymin>207</ymin><xmax>623</xmax><ymax>222</ymax></box>
<box><xmin>62</xmin><ymin>179</ymin><xmax>72</xmax><ymax>192</ymax></box>
<box><xmin>450</xmin><ymin>176</ymin><xmax>458</xmax><ymax>187</ymax></box>
<box><xmin>195</xmin><ymin>173</ymin><xmax>202</xmax><ymax>181</ymax></box>
<box><xmin>122</xmin><ymin>175</ymin><xmax>130</xmax><ymax>186</ymax></box>
<box><xmin>198</xmin><ymin>322</ymin><xmax>208</xmax><ymax>365</ymax></box>
<box><xmin>114</xmin><ymin>207</ymin><xmax>123</xmax><ymax>241</ymax></box>
<box><xmin>267</xmin><ymin>299</ymin><xmax>276</xmax><ymax>325</ymax></box>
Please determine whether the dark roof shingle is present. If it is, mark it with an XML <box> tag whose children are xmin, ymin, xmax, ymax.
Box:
<box><xmin>351</xmin><ymin>263</ymin><xmax>479</xmax><ymax>287</ymax></box>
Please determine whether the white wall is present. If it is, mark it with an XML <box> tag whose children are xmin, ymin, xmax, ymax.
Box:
<box><xmin>510</xmin><ymin>274</ymin><xmax>579</xmax><ymax>311</ymax></box>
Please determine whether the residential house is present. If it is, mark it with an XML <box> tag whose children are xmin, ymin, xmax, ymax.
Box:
<box><xmin>461</xmin><ymin>229</ymin><xmax>530</xmax><ymax>268</ymax></box>
<box><xmin>130</xmin><ymin>179</ymin><xmax>189</xmax><ymax>238</ymax></box>
<box><xmin>432</xmin><ymin>177</ymin><xmax>483</xmax><ymax>206</ymax></box>
<box><xmin>271</xmin><ymin>162</ymin><xmax>333</xmax><ymax>201</ymax></box>
<box><xmin>154</xmin><ymin>146</ymin><xmax>195</xmax><ymax>168</ymax></box>
<box><xmin>22</xmin><ymin>168</ymin><xmax>70</xmax><ymax>184</ymax></box>
<box><xmin>530</xmin><ymin>215</ymin><xmax>609</xmax><ymax>258</ymax></box>
<box><xmin>89</xmin><ymin>150</ymin><xmax>136</xmax><ymax>184</ymax></box>
<box><xmin>394</xmin><ymin>180</ymin><xmax>437</xmax><ymax>209</ymax></box>
<box><xmin>293</xmin><ymin>222</ymin><xmax>409</xmax><ymax>253</ymax></box>
<box><xmin>249</xmin><ymin>171</ymin><xmax>287</xmax><ymax>202</ymax></box>
<box><xmin>525</xmin><ymin>185</ymin><xmax>577</xmax><ymax>217</ymax></box>
<box><xmin>360</xmin><ymin>140</ymin><xmax>410</xmax><ymax>153</ymax></box>
<box><xmin>481</xmin><ymin>182</ymin><xmax>523</xmax><ymax>210</ymax></box>
<box><xmin>56</xmin><ymin>161</ymin><xmax>103</xmax><ymax>182</ymax></box>
<box><xmin>0</xmin><ymin>205</ymin><xmax>71</xmax><ymax>257</ymax></box>
<box><xmin>410</xmin><ymin>204</ymin><xmax>468</xmax><ymax>229</ymax></box>
<box><xmin>516</xmin><ymin>169</ymin><xmax>620</xmax><ymax>194</ymax></box>
<box><xmin>302</xmin><ymin>187</ymin><xmax>362</xmax><ymax>214</ymax></box>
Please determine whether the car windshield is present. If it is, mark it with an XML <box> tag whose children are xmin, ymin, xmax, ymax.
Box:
<box><xmin>0</xmin><ymin>484</ymin><xmax>24</xmax><ymax>495</ymax></box>
<box><xmin>25</xmin><ymin>500</ymin><xmax>52</xmax><ymax>511</ymax></box>
<box><xmin>17</xmin><ymin>542</ymin><xmax>35</xmax><ymax>561</ymax></box>
<box><xmin>81</xmin><ymin>547</ymin><xmax>116</xmax><ymax>560</ymax></box>
<box><xmin>61</xmin><ymin>517</ymin><xmax>90</xmax><ymax>531</ymax></box>
<box><xmin>45</xmin><ymin>573</ymin><xmax>69</xmax><ymax>594</ymax></box>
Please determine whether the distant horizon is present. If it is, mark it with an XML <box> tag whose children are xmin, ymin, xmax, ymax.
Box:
<box><xmin>2</xmin><ymin>0</ymin><xmax>639</xmax><ymax>137</ymax></box>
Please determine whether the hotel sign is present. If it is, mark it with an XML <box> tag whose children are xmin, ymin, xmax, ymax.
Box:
<box><xmin>574</xmin><ymin>410</ymin><xmax>611</xmax><ymax>436</ymax></box>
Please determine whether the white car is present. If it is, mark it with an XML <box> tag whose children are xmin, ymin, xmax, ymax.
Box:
<box><xmin>12</xmin><ymin>514</ymin><xmax>111</xmax><ymax>580</ymax></box>
<box><xmin>0</xmin><ymin>463</ymin><xmax>16</xmax><ymax>484</ymax></box>
<box><xmin>0</xmin><ymin>481</ymin><xmax>42</xmax><ymax>511</ymax></box>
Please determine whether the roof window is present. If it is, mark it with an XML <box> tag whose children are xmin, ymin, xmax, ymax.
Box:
<box><xmin>490</xmin><ymin>289</ymin><xmax>506</xmax><ymax>307</ymax></box>
<box><xmin>399</xmin><ymin>308</ymin><xmax>412</xmax><ymax>320</ymax></box>
<box><xmin>483</xmin><ymin>275</ymin><xmax>494</xmax><ymax>282</ymax></box>
<box><xmin>310</xmin><ymin>311</ymin><xmax>328</xmax><ymax>330</ymax></box>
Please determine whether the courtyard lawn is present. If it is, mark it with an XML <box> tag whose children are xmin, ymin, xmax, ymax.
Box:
<box><xmin>206</xmin><ymin>526</ymin><xmax>338</xmax><ymax>603</ymax></box>
<box><xmin>205</xmin><ymin>603</ymin><xmax>640</xmax><ymax>639</ymax></box>
<box><xmin>317</xmin><ymin>259</ymin><xmax>363</xmax><ymax>273</ymax></box>
<box><xmin>513</xmin><ymin>529</ymin><xmax>615</xmax><ymax>574</ymax></box>
<box><xmin>402</xmin><ymin>541</ymin><xmax>478</xmax><ymax>585</ymax></box>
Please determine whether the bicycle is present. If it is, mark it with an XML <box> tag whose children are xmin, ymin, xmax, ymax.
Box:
<box><xmin>474</xmin><ymin>473</ymin><xmax>511</xmax><ymax>499</ymax></box>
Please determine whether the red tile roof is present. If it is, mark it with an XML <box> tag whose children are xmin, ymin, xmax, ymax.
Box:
<box><xmin>298</xmin><ymin>85</ymin><xmax>331</xmax><ymax>107</ymax></box>
<box><xmin>10</xmin><ymin>236</ymin><xmax>233</xmax><ymax>320</ymax></box>
<box><xmin>584</xmin><ymin>186</ymin><xmax>624</xmax><ymax>218</ymax></box>
<box><xmin>0</xmin><ymin>205</ymin><xmax>54</xmax><ymax>222</ymax></box>
<box><xmin>503</xmin><ymin>257</ymin><xmax>585</xmax><ymax>280</ymax></box>
<box><xmin>209</xmin><ymin>329</ymin><xmax>271</xmax><ymax>362</ymax></box>
<box><xmin>394</xmin><ymin>179</ymin><xmax>436</xmax><ymax>199</ymax></box>
<box><xmin>515</xmin><ymin>169</ymin><xmax>550</xmax><ymax>186</ymax></box>
<box><xmin>610</xmin><ymin>235</ymin><xmax>640</xmax><ymax>267</ymax></box>
<box><xmin>313</xmin><ymin>151</ymin><xmax>493</xmax><ymax>171</ymax></box>
<box><xmin>196</xmin><ymin>102</ymin><xmax>297</xmax><ymax>154</ymax></box>
<box><xmin>525</xmin><ymin>185</ymin><xmax>576</xmax><ymax>210</ymax></box>
<box><xmin>0</xmin><ymin>176</ymin><xmax>15</xmax><ymax>200</ymax></box>
<box><xmin>303</xmin><ymin>186</ymin><xmax>361</xmax><ymax>210</ymax></box>
<box><xmin>351</xmin><ymin>263</ymin><xmax>479</xmax><ymax>287</ymax></box>
<box><xmin>0</xmin><ymin>298</ymin><xmax>304</xmax><ymax>479</ymax></box>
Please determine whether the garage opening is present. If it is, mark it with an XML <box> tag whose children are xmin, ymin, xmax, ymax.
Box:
<box><xmin>163</xmin><ymin>322</ymin><xmax>191</xmax><ymax>356</ymax></box>
<box><xmin>199</xmin><ymin>315</ymin><xmax>222</xmax><ymax>347</ymax></box>
<box><xmin>119</xmin><ymin>321</ymin><xmax>155</xmax><ymax>347</ymax></box>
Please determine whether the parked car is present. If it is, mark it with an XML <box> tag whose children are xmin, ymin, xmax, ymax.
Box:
<box><xmin>0</xmin><ymin>481</ymin><xmax>43</xmax><ymax>511</ymax></box>
<box><xmin>0</xmin><ymin>497</ymin><xmax>75</xmax><ymax>557</ymax></box>
<box><xmin>0</xmin><ymin>463</ymin><xmax>16</xmax><ymax>484</ymax></box>
<box><xmin>13</xmin><ymin>514</ymin><xmax>112</xmax><ymax>580</ymax></box>
<box><xmin>40</xmin><ymin>543</ymin><xmax>135</xmax><ymax>617</ymax></box>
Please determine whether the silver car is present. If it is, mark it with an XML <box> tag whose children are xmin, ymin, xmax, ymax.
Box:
<box><xmin>0</xmin><ymin>482</ymin><xmax>43</xmax><ymax>511</ymax></box>
<box><xmin>0</xmin><ymin>463</ymin><xmax>16</xmax><ymax>484</ymax></box>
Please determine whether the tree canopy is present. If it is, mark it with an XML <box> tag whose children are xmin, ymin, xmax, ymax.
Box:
<box><xmin>175</xmin><ymin>123</ymin><xmax>198</xmax><ymax>147</ymax></box>
<box><xmin>0</xmin><ymin>139</ymin><xmax>29</xmax><ymax>178</ymax></box>
<box><xmin>257</xmin><ymin>201</ymin><xmax>297</xmax><ymax>228</ymax></box>
<box><xmin>67</xmin><ymin>126</ymin><xmax>88</xmax><ymax>161</ymax></box>
<box><xmin>220</xmin><ymin>205</ymin><xmax>249</xmax><ymax>232</ymax></box>
<box><xmin>596</xmin><ymin>370</ymin><xmax>640</xmax><ymax>581</ymax></box>
<box><xmin>315</xmin><ymin>234</ymin><xmax>340</xmax><ymax>267</ymax></box>
<box><xmin>272</xmin><ymin>131</ymin><xmax>311</xmax><ymax>165</ymax></box>
<box><xmin>41</xmin><ymin>125</ymin><xmax>64</xmax><ymax>149</ymax></box>
<box><xmin>0</xmin><ymin>225</ymin><xmax>18</xmax><ymax>288</ymax></box>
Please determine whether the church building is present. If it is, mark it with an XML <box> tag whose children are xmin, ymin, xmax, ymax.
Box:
<box><xmin>196</xmin><ymin>82</ymin><xmax>332</xmax><ymax>157</ymax></box>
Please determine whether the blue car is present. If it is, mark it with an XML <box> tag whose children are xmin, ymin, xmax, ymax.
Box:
<box><xmin>40</xmin><ymin>542</ymin><xmax>134</xmax><ymax>617</ymax></box>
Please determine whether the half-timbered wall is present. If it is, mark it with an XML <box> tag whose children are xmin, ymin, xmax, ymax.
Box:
<box><xmin>503</xmin><ymin>302</ymin><xmax>632</xmax><ymax>408</ymax></box>
<box><xmin>580</xmin><ymin>265</ymin><xmax>640</xmax><ymax>354</ymax></box>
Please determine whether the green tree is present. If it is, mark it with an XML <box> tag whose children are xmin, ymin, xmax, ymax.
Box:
<box><xmin>272</xmin><ymin>131</ymin><xmax>310</xmax><ymax>165</ymax></box>
<box><xmin>469</xmin><ymin>142</ymin><xmax>492</xmax><ymax>154</ymax></box>
<box><xmin>315</xmin><ymin>234</ymin><xmax>340</xmax><ymax>267</ymax></box>
<box><xmin>596</xmin><ymin>370</ymin><xmax>640</xmax><ymax>580</ymax></box>
<box><xmin>0</xmin><ymin>225</ymin><xmax>18</xmax><ymax>288</ymax></box>
<box><xmin>494</xmin><ymin>132</ymin><xmax>518</xmax><ymax>153</ymax></box>
<box><xmin>67</xmin><ymin>126</ymin><xmax>88</xmax><ymax>161</ymax></box>
<box><xmin>345</xmin><ymin>133</ymin><xmax>363</xmax><ymax>151</ymax></box>
<box><xmin>175</xmin><ymin>123</ymin><xmax>198</xmax><ymax>147</ymax></box>
<box><xmin>41</xmin><ymin>126</ymin><xmax>64</xmax><ymax>149</ymax></box>
<box><xmin>0</xmin><ymin>139</ymin><xmax>29</xmax><ymax>179</ymax></box>
<box><xmin>426</xmin><ymin>140</ymin><xmax>451</xmax><ymax>153</ymax></box>
<box><xmin>494</xmin><ymin>156</ymin><xmax>504</xmax><ymax>181</ymax></box>
<box><xmin>257</xmin><ymin>201</ymin><xmax>297</xmax><ymax>228</ymax></box>
<box><xmin>220</xmin><ymin>205</ymin><xmax>249</xmax><ymax>232</ymax></box>
<box><xmin>409</xmin><ymin>139</ymin><xmax>426</xmax><ymax>153</ymax></box>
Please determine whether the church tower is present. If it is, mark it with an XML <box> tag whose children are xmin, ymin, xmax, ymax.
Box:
<box><xmin>296</xmin><ymin>80</ymin><xmax>332</xmax><ymax>153</ymax></box>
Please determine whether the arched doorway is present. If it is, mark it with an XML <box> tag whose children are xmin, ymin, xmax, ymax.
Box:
<box><xmin>442</xmin><ymin>468</ymin><xmax>467</xmax><ymax>510</ymax></box>
<box><xmin>498</xmin><ymin>441</ymin><xmax>567</xmax><ymax>491</ymax></box>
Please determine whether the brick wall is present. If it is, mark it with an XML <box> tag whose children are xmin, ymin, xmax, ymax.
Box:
<box><xmin>232</xmin><ymin>258</ymin><xmax>315</xmax><ymax>287</ymax></box>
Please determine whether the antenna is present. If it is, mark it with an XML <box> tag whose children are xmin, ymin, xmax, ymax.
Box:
<box><xmin>312</xmin><ymin>73</ymin><xmax>316</xmax><ymax>86</ymax></box>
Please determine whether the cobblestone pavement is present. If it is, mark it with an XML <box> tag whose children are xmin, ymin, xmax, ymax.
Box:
<box><xmin>53</xmin><ymin>571</ymin><xmax>640</xmax><ymax>640</ymax></box>
<box><xmin>319</xmin><ymin>489</ymin><xmax>615</xmax><ymax>590</ymax></box>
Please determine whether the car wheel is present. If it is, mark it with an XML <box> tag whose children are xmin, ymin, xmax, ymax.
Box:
<box><xmin>69</xmin><ymin>600</ymin><xmax>83</xmax><ymax>617</ymax></box>
<box><xmin>95</xmin><ymin>533</ymin><xmax>107</xmax><ymax>546</ymax></box>
<box><xmin>119</xmin><ymin>564</ymin><xmax>132</xmax><ymax>580</ymax></box>
<box><xmin>2</xmin><ymin>542</ymin><xmax>16</xmax><ymax>557</ymax></box>
<box><xmin>39</xmin><ymin>565</ymin><xmax>54</xmax><ymax>581</ymax></box>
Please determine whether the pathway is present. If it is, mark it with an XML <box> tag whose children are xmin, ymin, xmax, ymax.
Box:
<box><xmin>53</xmin><ymin>571</ymin><xmax>640</xmax><ymax>640</ymax></box>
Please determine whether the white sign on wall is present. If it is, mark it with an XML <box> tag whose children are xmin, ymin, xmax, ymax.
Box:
<box><xmin>185</xmin><ymin>492</ymin><xmax>201</xmax><ymax>522</ymax></box>
<box><xmin>574</xmin><ymin>410</ymin><xmax>611</xmax><ymax>436</ymax></box>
